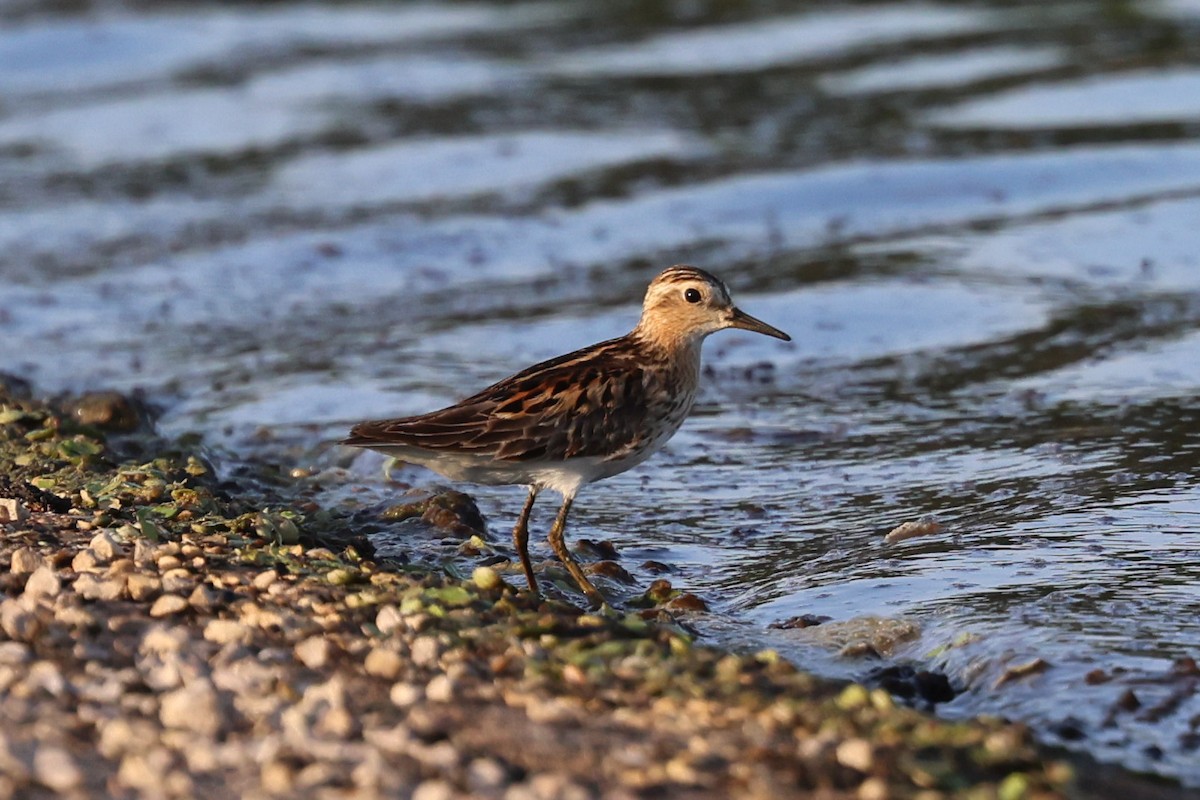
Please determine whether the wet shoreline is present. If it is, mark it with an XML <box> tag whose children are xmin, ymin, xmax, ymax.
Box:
<box><xmin>4</xmin><ymin>380</ymin><xmax>1169</xmax><ymax>799</ymax></box>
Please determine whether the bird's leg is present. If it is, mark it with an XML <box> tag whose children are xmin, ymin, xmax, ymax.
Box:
<box><xmin>513</xmin><ymin>487</ymin><xmax>539</xmax><ymax>595</ymax></box>
<box><xmin>546</xmin><ymin>493</ymin><xmax>604</xmax><ymax>607</ymax></box>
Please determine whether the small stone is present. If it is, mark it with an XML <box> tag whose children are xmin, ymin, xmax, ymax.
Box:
<box><xmin>375</xmin><ymin>605</ymin><xmax>403</xmax><ymax>635</ymax></box>
<box><xmin>118</xmin><ymin>750</ymin><xmax>167</xmax><ymax>791</ymax></box>
<box><xmin>389</xmin><ymin>682</ymin><xmax>422</xmax><ymax>708</ymax></box>
<box><xmin>126</xmin><ymin>574</ymin><xmax>161</xmax><ymax>601</ymax></box>
<box><xmin>412</xmin><ymin>779</ymin><xmax>455</xmax><ymax>800</ymax></box>
<box><xmin>74</xmin><ymin>573</ymin><xmax>125</xmax><ymax>602</ymax></box>
<box><xmin>26</xmin><ymin>661</ymin><xmax>67</xmax><ymax>696</ymax></box>
<box><xmin>160</xmin><ymin>682</ymin><xmax>225</xmax><ymax>738</ymax></box>
<box><xmin>9</xmin><ymin>548</ymin><xmax>42</xmax><ymax>575</ymax></box>
<box><xmin>204</xmin><ymin>619</ymin><xmax>250</xmax><ymax>645</ymax></box>
<box><xmin>149</xmin><ymin>595</ymin><xmax>189</xmax><ymax>618</ymax></box>
<box><xmin>71</xmin><ymin>549</ymin><xmax>101</xmax><ymax>573</ymax></box>
<box><xmin>467</xmin><ymin>757</ymin><xmax>509</xmax><ymax>791</ymax></box>
<box><xmin>89</xmin><ymin>530</ymin><xmax>123</xmax><ymax>562</ymax></box>
<box><xmin>0</xmin><ymin>498</ymin><xmax>27</xmax><ymax>523</ymax></box>
<box><xmin>132</xmin><ymin>539</ymin><xmax>156</xmax><ymax>565</ymax></box>
<box><xmin>140</xmin><ymin>625</ymin><xmax>189</xmax><ymax>656</ymax></box>
<box><xmin>252</xmin><ymin>570</ymin><xmax>278</xmax><ymax>591</ymax></box>
<box><xmin>156</xmin><ymin>555</ymin><xmax>183</xmax><ymax>571</ymax></box>
<box><xmin>55</xmin><ymin>603</ymin><xmax>96</xmax><ymax>628</ymax></box>
<box><xmin>261</xmin><ymin>760</ymin><xmax>294</xmax><ymax>794</ymax></box>
<box><xmin>326</xmin><ymin>568</ymin><xmax>355</xmax><ymax>586</ymax></box>
<box><xmin>187</xmin><ymin>584</ymin><xmax>220</xmax><ymax>612</ymax></box>
<box><xmin>425</xmin><ymin>674</ymin><xmax>455</xmax><ymax>703</ymax></box>
<box><xmin>106</xmin><ymin>558</ymin><xmax>135</xmax><ymax>576</ymax></box>
<box><xmin>664</xmin><ymin>756</ymin><xmax>699</xmax><ymax>785</ymax></box>
<box><xmin>364</xmin><ymin>648</ymin><xmax>403</xmax><ymax>680</ymax></box>
<box><xmin>98</xmin><ymin>718</ymin><xmax>158</xmax><ymax>759</ymax></box>
<box><xmin>0</xmin><ymin>599</ymin><xmax>40</xmax><ymax>641</ymax></box>
<box><xmin>33</xmin><ymin>745</ymin><xmax>82</xmax><ymax>792</ymax></box>
<box><xmin>411</xmin><ymin>636</ymin><xmax>442</xmax><ymax>667</ymax></box>
<box><xmin>472</xmin><ymin>565</ymin><xmax>502</xmax><ymax>591</ymax></box>
<box><xmin>23</xmin><ymin>566</ymin><xmax>61</xmax><ymax>600</ymax></box>
<box><xmin>858</xmin><ymin>776</ymin><xmax>889</xmax><ymax>800</ymax></box>
<box><xmin>295</xmin><ymin>636</ymin><xmax>331</xmax><ymax>669</ymax></box>
<box><xmin>836</xmin><ymin>738</ymin><xmax>874</xmax><ymax>773</ymax></box>
<box><xmin>0</xmin><ymin>642</ymin><xmax>31</xmax><ymax>665</ymax></box>
<box><xmin>160</xmin><ymin>568</ymin><xmax>194</xmax><ymax>594</ymax></box>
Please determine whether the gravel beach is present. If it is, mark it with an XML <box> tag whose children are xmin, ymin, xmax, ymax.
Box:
<box><xmin>0</xmin><ymin>380</ymin><xmax>1144</xmax><ymax>799</ymax></box>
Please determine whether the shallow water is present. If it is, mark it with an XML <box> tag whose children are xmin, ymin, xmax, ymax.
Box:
<box><xmin>4</xmin><ymin>0</ymin><xmax>1200</xmax><ymax>786</ymax></box>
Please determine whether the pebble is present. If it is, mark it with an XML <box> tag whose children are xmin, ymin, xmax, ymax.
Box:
<box><xmin>117</xmin><ymin>748</ymin><xmax>171</xmax><ymax>791</ymax></box>
<box><xmin>159</xmin><ymin>681</ymin><xmax>226</xmax><ymax>738</ymax></box>
<box><xmin>472</xmin><ymin>565</ymin><xmax>502</xmax><ymax>591</ymax></box>
<box><xmin>836</xmin><ymin>738</ymin><xmax>874</xmax><ymax>773</ymax></box>
<box><xmin>161</xmin><ymin>568</ymin><xmax>194</xmax><ymax>594</ymax></box>
<box><xmin>425</xmin><ymin>674</ymin><xmax>456</xmax><ymax>703</ymax></box>
<box><xmin>375</xmin><ymin>605</ymin><xmax>403</xmax><ymax>635</ymax></box>
<box><xmin>188</xmin><ymin>584</ymin><xmax>221</xmax><ymax>612</ymax></box>
<box><xmin>89</xmin><ymin>530</ymin><xmax>123</xmax><ymax>562</ymax></box>
<box><xmin>26</xmin><ymin>660</ymin><xmax>67</xmax><ymax>696</ymax></box>
<box><xmin>106</xmin><ymin>558</ymin><xmax>135</xmax><ymax>576</ymax></box>
<box><xmin>412</xmin><ymin>779</ymin><xmax>456</xmax><ymax>800</ymax></box>
<box><xmin>389</xmin><ymin>682</ymin><xmax>423</xmax><ymax>708</ymax></box>
<box><xmin>132</xmin><ymin>539</ymin><xmax>156</xmax><ymax>565</ymax></box>
<box><xmin>858</xmin><ymin>776</ymin><xmax>889</xmax><ymax>800</ymax></box>
<box><xmin>23</xmin><ymin>565</ymin><xmax>61</xmax><ymax>600</ymax></box>
<box><xmin>467</xmin><ymin>757</ymin><xmax>510</xmax><ymax>791</ymax></box>
<box><xmin>295</xmin><ymin>636</ymin><xmax>332</xmax><ymax>669</ymax></box>
<box><xmin>73</xmin><ymin>573</ymin><xmax>125</xmax><ymax>602</ymax></box>
<box><xmin>0</xmin><ymin>642</ymin><xmax>31</xmax><ymax>665</ymax></box>
<box><xmin>157</xmin><ymin>555</ymin><xmax>183</xmax><ymax>571</ymax></box>
<box><xmin>252</xmin><ymin>570</ymin><xmax>279</xmax><ymax>591</ymax></box>
<box><xmin>0</xmin><ymin>599</ymin><xmax>40</xmax><ymax>641</ymax></box>
<box><xmin>261</xmin><ymin>760</ymin><xmax>294</xmax><ymax>794</ymax></box>
<box><xmin>97</xmin><ymin>718</ymin><xmax>158</xmax><ymax>759</ymax></box>
<box><xmin>126</xmin><ymin>574</ymin><xmax>161</xmax><ymax>601</ymax></box>
<box><xmin>71</xmin><ymin>549</ymin><xmax>102</xmax><ymax>573</ymax></box>
<box><xmin>364</xmin><ymin>647</ymin><xmax>403</xmax><ymax>680</ymax></box>
<box><xmin>411</xmin><ymin>636</ymin><xmax>442</xmax><ymax>667</ymax></box>
<box><xmin>149</xmin><ymin>595</ymin><xmax>189</xmax><ymax>618</ymax></box>
<box><xmin>0</xmin><ymin>498</ymin><xmax>26</xmax><ymax>522</ymax></box>
<box><xmin>140</xmin><ymin>625</ymin><xmax>189</xmax><ymax>655</ymax></box>
<box><xmin>32</xmin><ymin>745</ymin><xmax>82</xmax><ymax>792</ymax></box>
<box><xmin>204</xmin><ymin>619</ymin><xmax>251</xmax><ymax>645</ymax></box>
<box><xmin>55</xmin><ymin>603</ymin><xmax>96</xmax><ymax>628</ymax></box>
<box><xmin>9</xmin><ymin>548</ymin><xmax>42</xmax><ymax>575</ymax></box>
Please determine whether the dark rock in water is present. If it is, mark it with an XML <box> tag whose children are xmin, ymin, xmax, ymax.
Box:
<box><xmin>0</xmin><ymin>373</ymin><xmax>32</xmax><ymax>398</ymax></box>
<box><xmin>666</xmin><ymin>593</ymin><xmax>708</xmax><ymax>612</ymax></box>
<box><xmin>1050</xmin><ymin>717</ymin><xmax>1087</xmax><ymax>741</ymax></box>
<box><xmin>382</xmin><ymin>489</ymin><xmax>487</xmax><ymax>538</ymax></box>
<box><xmin>770</xmin><ymin>614</ymin><xmax>831</xmax><ymax>630</ymax></box>
<box><xmin>585</xmin><ymin>560</ymin><xmax>634</xmax><ymax>583</ymax></box>
<box><xmin>866</xmin><ymin>664</ymin><xmax>956</xmax><ymax>707</ymax></box>
<box><xmin>576</xmin><ymin>539</ymin><xmax>619</xmax><ymax>560</ymax></box>
<box><xmin>640</xmin><ymin>560</ymin><xmax>673</xmax><ymax>574</ymax></box>
<box><xmin>61</xmin><ymin>390</ymin><xmax>150</xmax><ymax>432</ymax></box>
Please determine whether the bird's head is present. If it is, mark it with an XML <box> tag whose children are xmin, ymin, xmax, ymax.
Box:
<box><xmin>636</xmin><ymin>265</ymin><xmax>790</xmax><ymax>349</ymax></box>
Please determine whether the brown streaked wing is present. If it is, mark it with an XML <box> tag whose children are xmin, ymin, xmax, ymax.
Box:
<box><xmin>343</xmin><ymin>337</ymin><xmax>654</xmax><ymax>463</ymax></box>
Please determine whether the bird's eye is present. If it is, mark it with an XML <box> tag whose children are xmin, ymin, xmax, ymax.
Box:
<box><xmin>684</xmin><ymin>288</ymin><xmax>702</xmax><ymax>304</ymax></box>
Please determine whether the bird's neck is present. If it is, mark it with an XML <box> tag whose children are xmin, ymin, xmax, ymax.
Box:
<box><xmin>629</xmin><ymin>321</ymin><xmax>705</xmax><ymax>372</ymax></box>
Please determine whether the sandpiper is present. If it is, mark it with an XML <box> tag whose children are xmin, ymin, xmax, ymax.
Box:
<box><xmin>344</xmin><ymin>265</ymin><xmax>790</xmax><ymax>605</ymax></box>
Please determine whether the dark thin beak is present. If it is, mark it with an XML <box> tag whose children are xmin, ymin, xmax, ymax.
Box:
<box><xmin>727</xmin><ymin>307</ymin><xmax>791</xmax><ymax>341</ymax></box>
